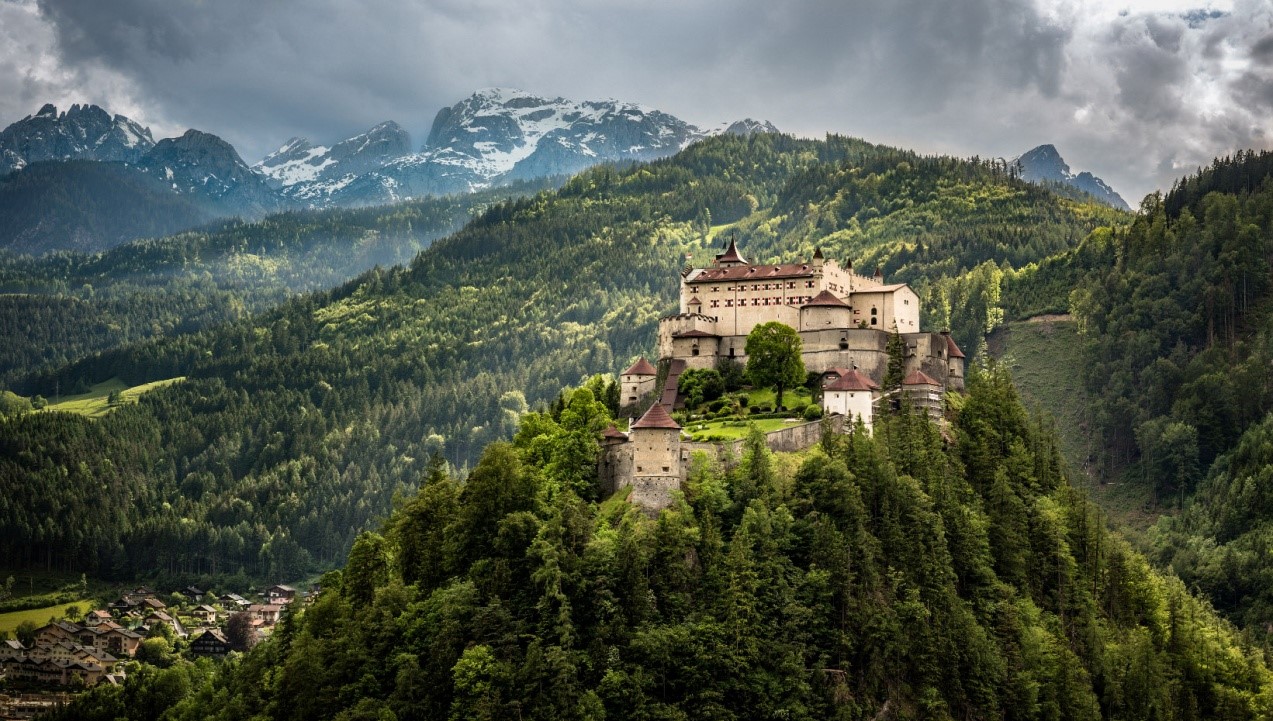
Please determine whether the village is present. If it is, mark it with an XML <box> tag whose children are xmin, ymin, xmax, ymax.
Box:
<box><xmin>0</xmin><ymin>581</ymin><xmax>311</xmax><ymax>714</ymax></box>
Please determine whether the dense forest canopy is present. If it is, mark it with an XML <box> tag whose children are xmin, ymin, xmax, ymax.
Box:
<box><xmin>46</xmin><ymin>369</ymin><xmax>1273</xmax><ymax>721</ymax></box>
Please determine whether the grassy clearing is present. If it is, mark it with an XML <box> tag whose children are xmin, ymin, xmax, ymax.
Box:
<box><xmin>737</xmin><ymin>387</ymin><xmax>813</xmax><ymax>410</ymax></box>
<box><xmin>988</xmin><ymin>319</ymin><xmax>1159</xmax><ymax>535</ymax></box>
<box><xmin>40</xmin><ymin>376</ymin><xmax>184</xmax><ymax>418</ymax></box>
<box><xmin>685</xmin><ymin>417</ymin><xmax>805</xmax><ymax>442</ymax></box>
<box><xmin>0</xmin><ymin>599</ymin><xmax>94</xmax><ymax>635</ymax></box>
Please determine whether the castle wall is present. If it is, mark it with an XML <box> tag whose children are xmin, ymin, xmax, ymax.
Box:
<box><xmin>799</xmin><ymin>305</ymin><xmax>852</xmax><ymax>332</ymax></box>
<box><xmin>620</xmin><ymin>374</ymin><xmax>657</xmax><ymax>406</ymax></box>
<box><xmin>598</xmin><ymin>441</ymin><xmax>633</xmax><ymax>498</ymax></box>
<box><xmin>628</xmin><ymin>427</ymin><xmax>687</xmax><ymax>511</ymax></box>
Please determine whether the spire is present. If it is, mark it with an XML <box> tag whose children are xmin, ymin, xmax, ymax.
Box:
<box><xmin>813</xmin><ymin>247</ymin><xmax>823</xmax><ymax>260</ymax></box>
<box><xmin>715</xmin><ymin>234</ymin><xmax>747</xmax><ymax>266</ymax></box>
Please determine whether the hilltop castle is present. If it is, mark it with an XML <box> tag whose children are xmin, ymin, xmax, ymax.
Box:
<box><xmin>602</xmin><ymin>237</ymin><xmax>965</xmax><ymax>510</ymax></box>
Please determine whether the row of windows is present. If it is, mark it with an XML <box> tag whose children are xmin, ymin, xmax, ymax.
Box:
<box><xmin>692</xmin><ymin>280</ymin><xmax>818</xmax><ymax>293</ymax></box>
<box><xmin>713</xmin><ymin>296</ymin><xmax>817</xmax><ymax>308</ymax></box>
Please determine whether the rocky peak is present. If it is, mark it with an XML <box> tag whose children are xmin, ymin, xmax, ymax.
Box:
<box><xmin>1013</xmin><ymin>144</ymin><xmax>1130</xmax><ymax>211</ymax></box>
<box><xmin>723</xmin><ymin>118</ymin><xmax>781</xmax><ymax>136</ymax></box>
<box><xmin>0</xmin><ymin>102</ymin><xmax>155</xmax><ymax>173</ymax></box>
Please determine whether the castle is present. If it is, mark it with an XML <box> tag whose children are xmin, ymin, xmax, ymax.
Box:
<box><xmin>601</xmin><ymin>237</ymin><xmax>965</xmax><ymax>510</ymax></box>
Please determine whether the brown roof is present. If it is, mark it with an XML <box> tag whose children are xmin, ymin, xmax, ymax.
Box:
<box><xmin>716</xmin><ymin>237</ymin><xmax>747</xmax><ymax>265</ymax></box>
<box><xmin>853</xmin><ymin>282</ymin><xmax>910</xmax><ymax>293</ymax></box>
<box><xmin>903</xmin><ymin>370</ymin><xmax>941</xmax><ymax>386</ymax></box>
<box><xmin>622</xmin><ymin>357</ymin><xmax>657</xmax><ymax>376</ymax></box>
<box><xmin>631</xmin><ymin>402</ymin><xmax>681</xmax><ymax>430</ymax></box>
<box><xmin>602</xmin><ymin>425</ymin><xmax>628</xmax><ymax>440</ymax></box>
<box><xmin>687</xmin><ymin>296</ymin><xmax>701</xmax><ymax>305</ymax></box>
<box><xmin>803</xmin><ymin>290</ymin><xmax>848</xmax><ymax>307</ymax></box>
<box><xmin>672</xmin><ymin>329</ymin><xmax>717</xmax><ymax>338</ymax></box>
<box><xmin>687</xmin><ymin>262</ymin><xmax>814</xmax><ymax>284</ymax></box>
<box><xmin>944</xmin><ymin>334</ymin><xmax>965</xmax><ymax>359</ymax></box>
<box><xmin>824</xmin><ymin>369</ymin><xmax>879</xmax><ymax>391</ymax></box>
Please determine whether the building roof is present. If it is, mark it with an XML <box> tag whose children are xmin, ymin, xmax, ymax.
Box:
<box><xmin>903</xmin><ymin>370</ymin><xmax>941</xmax><ymax>387</ymax></box>
<box><xmin>687</xmin><ymin>262</ymin><xmax>814</xmax><ymax>284</ymax></box>
<box><xmin>622</xmin><ymin>357</ymin><xmax>657</xmax><ymax>376</ymax></box>
<box><xmin>267</xmin><ymin>584</ymin><xmax>296</xmax><ymax>593</ymax></box>
<box><xmin>602</xmin><ymin>425</ymin><xmax>628</xmax><ymax>440</ymax></box>
<box><xmin>824</xmin><ymin>369</ymin><xmax>880</xmax><ymax>392</ymax></box>
<box><xmin>194</xmin><ymin>605</ymin><xmax>217</xmax><ymax>613</ymax></box>
<box><xmin>687</xmin><ymin>296</ymin><xmax>701</xmax><ymax>305</ymax></box>
<box><xmin>193</xmin><ymin>629</ymin><xmax>229</xmax><ymax>644</ymax></box>
<box><xmin>803</xmin><ymin>290</ymin><xmax>849</xmax><ymax>307</ymax></box>
<box><xmin>853</xmin><ymin>282</ymin><xmax>910</xmax><ymax>293</ymax></box>
<box><xmin>630</xmin><ymin>402</ymin><xmax>681</xmax><ymax>430</ymax></box>
<box><xmin>944</xmin><ymin>333</ymin><xmax>965</xmax><ymax>359</ymax></box>
<box><xmin>671</xmin><ymin>329</ymin><xmax>717</xmax><ymax>338</ymax></box>
<box><xmin>716</xmin><ymin>236</ymin><xmax>747</xmax><ymax>265</ymax></box>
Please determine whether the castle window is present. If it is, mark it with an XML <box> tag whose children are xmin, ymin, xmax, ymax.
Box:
<box><xmin>839</xmin><ymin>337</ymin><xmax>848</xmax><ymax>350</ymax></box>
<box><xmin>637</xmin><ymin>466</ymin><xmax>643</xmax><ymax>472</ymax></box>
<box><xmin>629</xmin><ymin>396</ymin><xmax>637</xmax><ymax>402</ymax></box>
<box><xmin>725</xmin><ymin>299</ymin><xmax>733</xmax><ymax>307</ymax></box>
<box><xmin>805</xmin><ymin>281</ymin><xmax>815</xmax><ymax>288</ymax></box>
<box><xmin>711</xmin><ymin>286</ymin><xmax>718</xmax><ymax>292</ymax></box>
<box><xmin>787</xmin><ymin>282</ymin><xmax>795</xmax><ymax>289</ymax></box>
<box><xmin>691</xmin><ymin>287</ymin><xmax>698</xmax><ymax>294</ymax></box>
<box><xmin>871</xmin><ymin>317</ymin><xmax>878</xmax><ymax>325</ymax></box>
<box><xmin>729</xmin><ymin>347</ymin><xmax>735</xmax><ymax>357</ymax></box>
<box><xmin>904</xmin><ymin>299</ymin><xmax>909</xmax><ymax>305</ymax></box>
<box><xmin>871</xmin><ymin>307</ymin><xmax>877</xmax><ymax>316</ymax></box>
<box><xmin>710</xmin><ymin>300</ymin><xmax>719</xmax><ymax>308</ymax></box>
<box><xmin>691</xmin><ymin>346</ymin><xmax>699</xmax><ymax>356</ymax></box>
<box><xmin>662</xmin><ymin>466</ymin><xmax>670</xmax><ymax>472</ymax></box>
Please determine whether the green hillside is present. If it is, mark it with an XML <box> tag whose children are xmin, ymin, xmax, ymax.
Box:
<box><xmin>47</xmin><ymin>371</ymin><xmax>1273</xmax><ymax>721</ymax></box>
<box><xmin>0</xmin><ymin>179</ymin><xmax>554</xmax><ymax>389</ymax></box>
<box><xmin>0</xmin><ymin>133</ymin><xmax>1121</xmax><ymax>583</ymax></box>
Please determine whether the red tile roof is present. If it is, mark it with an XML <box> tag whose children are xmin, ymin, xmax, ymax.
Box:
<box><xmin>903</xmin><ymin>370</ymin><xmax>941</xmax><ymax>386</ymax></box>
<box><xmin>803</xmin><ymin>290</ymin><xmax>849</xmax><ymax>307</ymax></box>
<box><xmin>944</xmin><ymin>334</ymin><xmax>965</xmax><ymax>359</ymax></box>
<box><xmin>631</xmin><ymin>402</ymin><xmax>681</xmax><ymax>430</ymax></box>
<box><xmin>687</xmin><ymin>262</ymin><xmax>814</xmax><ymax>284</ymax></box>
<box><xmin>602</xmin><ymin>425</ymin><xmax>628</xmax><ymax>440</ymax></box>
<box><xmin>622</xmin><ymin>357</ymin><xmax>657</xmax><ymax>376</ymax></box>
<box><xmin>823</xmin><ymin>369</ymin><xmax>880</xmax><ymax>391</ymax></box>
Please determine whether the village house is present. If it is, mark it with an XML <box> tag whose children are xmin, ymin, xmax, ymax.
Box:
<box><xmin>191</xmin><ymin>604</ymin><xmax>218</xmax><ymax>624</ymax></box>
<box><xmin>190</xmin><ymin>629</ymin><xmax>231</xmax><ymax>658</ymax></box>
<box><xmin>249</xmin><ymin>604</ymin><xmax>284</xmax><ymax>626</ymax></box>
<box><xmin>264</xmin><ymin>584</ymin><xmax>297</xmax><ymax>604</ymax></box>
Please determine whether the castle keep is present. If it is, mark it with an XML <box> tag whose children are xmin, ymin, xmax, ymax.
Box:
<box><xmin>602</xmin><ymin>238</ymin><xmax>965</xmax><ymax>511</ymax></box>
<box><xmin>658</xmin><ymin>238</ymin><xmax>963</xmax><ymax>388</ymax></box>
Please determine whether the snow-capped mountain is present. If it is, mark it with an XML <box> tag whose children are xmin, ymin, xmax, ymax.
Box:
<box><xmin>0</xmin><ymin>103</ymin><xmax>154</xmax><ymax>174</ymax></box>
<box><xmin>268</xmin><ymin>88</ymin><xmax>780</xmax><ymax>207</ymax></box>
<box><xmin>1013</xmin><ymin>144</ymin><xmax>1130</xmax><ymax>211</ymax></box>
<box><xmin>254</xmin><ymin>121</ymin><xmax>412</xmax><ymax>202</ymax></box>
<box><xmin>139</xmin><ymin>129</ymin><xmax>285</xmax><ymax>216</ymax></box>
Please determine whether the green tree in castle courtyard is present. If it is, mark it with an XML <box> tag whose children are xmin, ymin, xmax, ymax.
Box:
<box><xmin>744</xmin><ymin>321</ymin><xmax>805</xmax><ymax>411</ymax></box>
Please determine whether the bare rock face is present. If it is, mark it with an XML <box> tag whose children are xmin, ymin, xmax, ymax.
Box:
<box><xmin>140</xmin><ymin>129</ymin><xmax>285</xmax><ymax>216</ymax></box>
<box><xmin>0</xmin><ymin>103</ymin><xmax>155</xmax><ymax>174</ymax></box>
<box><xmin>1014</xmin><ymin>144</ymin><xmax>1130</xmax><ymax>211</ymax></box>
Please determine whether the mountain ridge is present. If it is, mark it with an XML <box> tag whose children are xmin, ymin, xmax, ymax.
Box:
<box><xmin>1013</xmin><ymin>143</ymin><xmax>1131</xmax><ymax>210</ymax></box>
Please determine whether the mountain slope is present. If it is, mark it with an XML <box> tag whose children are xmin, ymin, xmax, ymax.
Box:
<box><xmin>1015</xmin><ymin>144</ymin><xmax>1131</xmax><ymax>210</ymax></box>
<box><xmin>0</xmin><ymin>103</ymin><xmax>154</xmax><ymax>174</ymax></box>
<box><xmin>276</xmin><ymin>88</ymin><xmax>780</xmax><ymax>207</ymax></box>
<box><xmin>254</xmin><ymin>121</ymin><xmax>413</xmax><ymax>202</ymax></box>
<box><xmin>0</xmin><ymin>160</ymin><xmax>217</xmax><ymax>255</ymax></box>
<box><xmin>0</xmin><ymin>133</ymin><xmax>1121</xmax><ymax>582</ymax></box>
<box><xmin>138</xmin><ymin>129</ymin><xmax>286</xmax><ymax>217</ymax></box>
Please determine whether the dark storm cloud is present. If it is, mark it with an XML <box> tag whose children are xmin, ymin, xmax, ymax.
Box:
<box><xmin>4</xmin><ymin>0</ymin><xmax>1271</xmax><ymax>202</ymax></box>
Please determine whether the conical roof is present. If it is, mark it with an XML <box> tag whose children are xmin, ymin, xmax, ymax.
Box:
<box><xmin>631</xmin><ymin>402</ymin><xmax>681</xmax><ymax>430</ymax></box>
<box><xmin>716</xmin><ymin>236</ymin><xmax>747</xmax><ymax>265</ymax></box>
<box><xmin>944</xmin><ymin>333</ymin><xmax>965</xmax><ymax>359</ymax></box>
<box><xmin>602</xmin><ymin>425</ymin><xmax>628</xmax><ymax>440</ymax></box>
<box><xmin>622</xmin><ymin>357</ymin><xmax>657</xmax><ymax>376</ymax></box>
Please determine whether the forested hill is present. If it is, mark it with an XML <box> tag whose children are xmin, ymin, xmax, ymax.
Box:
<box><xmin>997</xmin><ymin>150</ymin><xmax>1273</xmax><ymax>637</ymax></box>
<box><xmin>49</xmin><ymin>371</ymin><xmax>1273</xmax><ymax>721</ymax></box>
<box><xmin>0</xmin><ymin>132</ymin><xmax>1121</xmax><ymax>583</ymax></box>
<box><xmin>0</xmin><ymin>178</ymin><xmax>556</xmax><ymax>389</ymax></box>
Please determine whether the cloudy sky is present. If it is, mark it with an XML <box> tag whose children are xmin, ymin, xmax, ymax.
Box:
<box><xmin>1</xmin><ymin>0</ymin><xmax>1270</xmax><ymax>202</ymax></box>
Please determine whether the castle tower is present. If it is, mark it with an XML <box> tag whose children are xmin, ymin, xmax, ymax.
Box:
<box><xmin>800</xmin><ymin>289</ymin><xmax>851</xmax><ymax>331</ymax></box>
<box><xmin>715</xmin><ymin>236</ymin><xmax>747</xmax><ymax>268</ymax></box>
<box><xmin>941</xmin><ymin>331</ymin><xmax>966</xmax><ymax>391</ymax></box>
<box><xmin>821</xmin><ymin>368</ymin><xmax>880</xmax><ymax>433</ymax></box>
<box><xmin>626</xmin><ymin>402</ymin><xmax>685</xmax><ymax>510</ymax></box>
<box><xmin>620</xmin><ymin>357</ymin><xmax>658</xmax><ymax>407</ymax></box>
